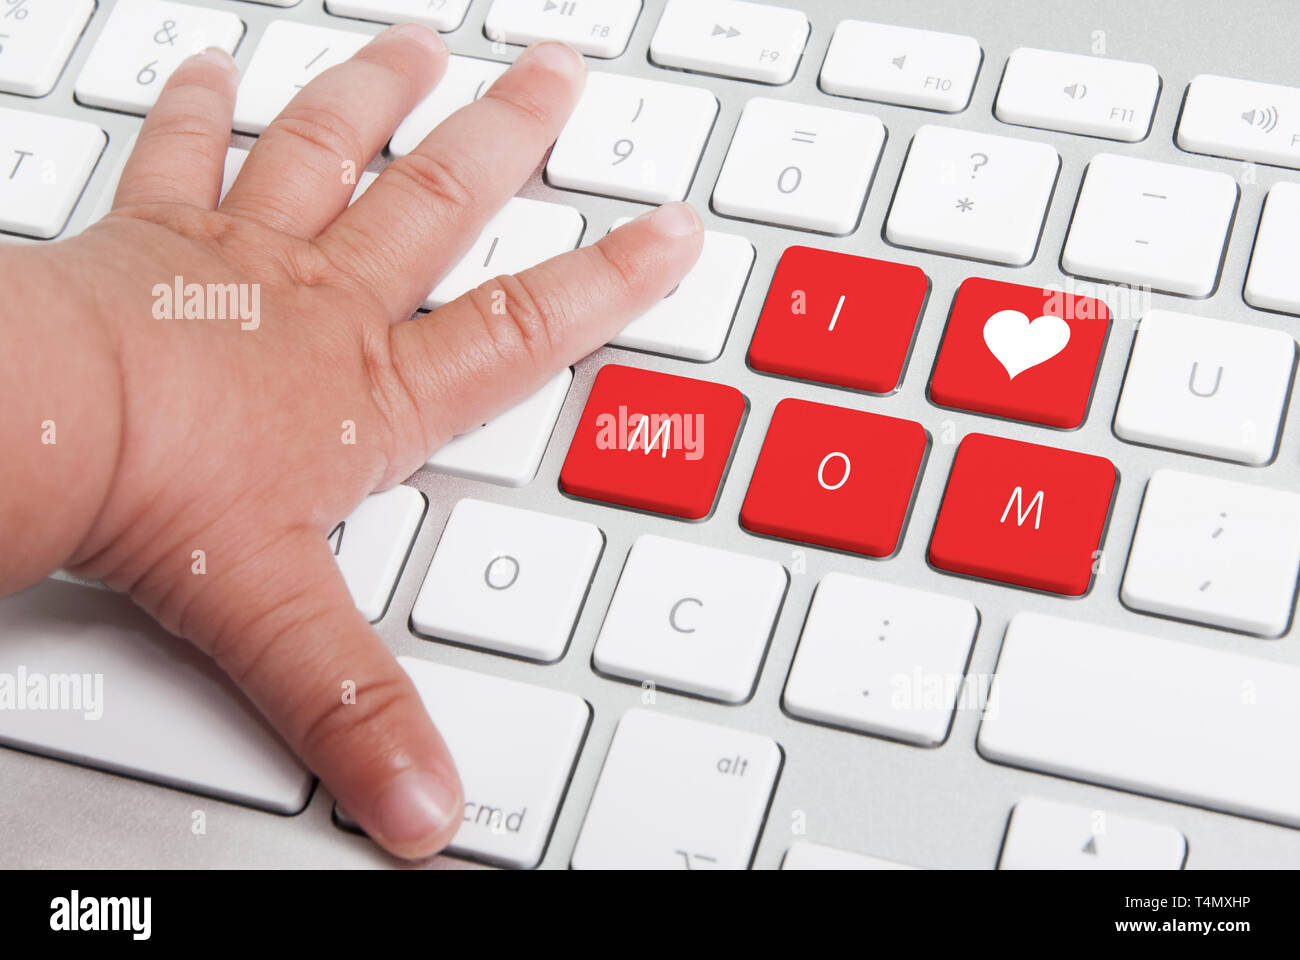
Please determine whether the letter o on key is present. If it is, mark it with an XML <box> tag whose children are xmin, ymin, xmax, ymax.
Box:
<box><xmin>484</xmin><ymin>555</ymin><xmax>520</xmax><ymax>590</ymax></box>
<box><xmin>817</xmin><ymin>452</ymin><xmax>851</xmax><ymax>491</ymax></box>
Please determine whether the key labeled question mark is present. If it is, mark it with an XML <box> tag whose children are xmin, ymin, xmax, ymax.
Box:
<box><xmin>969</xmin><ymin>152</ymin><xmax>989</xmax><ymax>178</ymax></box>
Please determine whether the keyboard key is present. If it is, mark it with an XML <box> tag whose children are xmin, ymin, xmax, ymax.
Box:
<box><xmin>1113</xmin><ymin>309</ymin><xmax>1295</xmax><ymax>465</ymax></box>
<box><xmin>390</xmin><ymin>55</ymin><xmax>507</xmax><ymax>156</ymax></box>
<box><xmin>331</xmin><ymin>486</ymin><xmax>425</xmax><ymax>622</ymax></box>
<box><xmin>712</xmin><ymin>97</ymin><xmax>885</xmax><ymax>234</ymax></box>
<box><xmin>1177</xmin><ymin>74</ymin><xmax>1300</xmax><ymax>170</ymax></box>
<box><xmin>592</xmin><ymin>535</ymin><xmax>787</xmax><ymax>703</ymax></box>
<box><xmin>820</xmin><ymin>20</ymin><xmax>981</xmax><ymax>113</ymax></box>
<box><xmin>424</xmin><ymin>196</ymin><xmax>584</xmax><ymax>310</ymax></box>
<box><xmin>426</xmin><ymin>368</ymin><xmax>572</xmax><ymax>487</ymax></box>
<box><xmin>232</xmin><ymin>20</ymin><xmax>370</xmax><ymax>134</ymax></box>
<box><xmin>1245</xmin><ymin>182</ymin><xmax>1300</xmax><ymax>314</ymax></box>
<box><xmin>649</xmin><ymin>0</ymin><xmax>809</xmax><ymax>85</ymax></box>
<box><xmin>980</xmin><ymin>612</ymin><xmax>1300</xmax><ymax>829</ymax></box>
<box><xmin>74</xmin><ymin>0</ymin><xmax>245</xmax><ymax>115</ymax></box>
<box><xmin>0</xmin><ymin>580</ymin><xmax>312</xmax><ymax>814</ymax></box>
<box><xmin>609</xmin><ymin>221</ymin><xmax>753</xmax><ymax>361</ymax></box>
<box><xmin>1120</xmin><ymin>469</ymin><xmax>1300</xmax><ymax>637</ymax></box>
<box><xmin>559</xmin><ymin>364</ymin><xmax>745</xmax><ymax>520</ymax></box>
<box><xmin>995</xmin><ymin>48</ymin><xmax>1160</xmax><ymax>142</ymax></box>
<box><xmin>740</xmin><ymin>398</ymin><xmax>927</xmax><ymax>558</ymax></box>
<box><xmin>928</xmin><ymin>277</ymin><xmax>1110</xmax><ymax>429</ymax></box>
<box><xmin>998</xmin><ymin>798</ymin><xmax>1186</xmax><ymax>870</ymax></box>
<box><xmin>928</xmin><ymin>434</ymin><xmax>1116</xmax><ymax>596</ymax></box>
<box><xmin>571</xmin><ymin>708</ymin><xmax>780</xmax><ymax>869</ymax></box>
<box><xmin>0</xmin><ymin>109</ymin><xmax>104</xmax><ymax>239</ymax></box>
<box><xmin>1062</xmin><ymin>153</ymin><xmax>1238</xmax><ymax>297</ymax></box>
<box><xmin>783</xmin><ymin>573</ymin><xmax>978</xmax><ymax>746</ymax></box>
<box><xmin>325</xmin><ymin>0</ymin><xmax>473</xmax><ymax>31</ymax></box>
<box><xmin>748</xmin><ymin>246</ymin><xmax>928</xmax><ymax>393</ymax></box>
<box><xmin>484</xmin><ymin>0</ymin><xmax>641</xmax><ymax>59</ymax></box>
<box><xmin>0</xmin><ymin>0</ymin><xmax>94</xmax><ymax>97</ymax></box>
<box><xmin>546</xmin><ymin>72</ymin><xmax>717</xmax><ymax>204</ymax></box>
<box><xmin>885</xmin><ymin>125</ymin><xmax>1058</xmax><ymax>265</ymax></box>
<box><xmin>394</xmin><ymin>657</ymin><xmax>588</xmax><ymax>868</ymax></box>
<box><xmin>782</xmin><ymin>841</ymin><xmax>915</xmax><ymax>870</ymax></box>
<box><xmin>411</xmin><ymin>498</ymin><xmax>603</xmax><ymax>662</ymax></box>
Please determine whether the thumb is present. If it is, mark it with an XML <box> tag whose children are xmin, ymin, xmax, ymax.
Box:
<box><xmin>171</xmin><ymin>525</ymin><xmax>462</xmax><ymax>859</ymax></box>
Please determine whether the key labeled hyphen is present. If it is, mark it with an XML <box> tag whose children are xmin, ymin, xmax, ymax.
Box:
<box><xmin>749</xmin><ymin>246</ymin><xmax>928</xmax><ymax>394</ymax></box>
<box><xmin>560</xmin><ymin>364</ymin><xmax>746</xmax><ymax>520</ymax></box>
<box><xmin>928</xmin><ymin>433</ymin><xmax>1116</xmax><ymax>596</ymax></box>
<box><xmin>740</xmin><ymin>398</ymin><xmax>927</xmax><ymax>558</ymax></box>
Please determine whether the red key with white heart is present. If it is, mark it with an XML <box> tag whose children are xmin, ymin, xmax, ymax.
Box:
<box><xmin>740</xmin><ymin>398</ymin><xmax>928</xmax><ymax>557</ymax></box>
<box><xmin>560</xmin><ymin>364</ymin><xmax>746</xmax><ymax>520</ymax></box>
<box><xmin>929</xmin><ymin>278</ymin><xmax>1110</xmax><ymax>429</ymax></box>
<box><xmin>749</xmin><ymin>246</ymin><xmax>929</xmax><ymax>393</ymax></box>
<box><xmin>928</xmin><ymin>433</ymin><xmax>1117</xmax><ymax>596</ymax></box>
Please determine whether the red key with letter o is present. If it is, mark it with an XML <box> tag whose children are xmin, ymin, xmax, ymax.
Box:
<box><xmin>928</xmin><ymin>433</ymin><xmax>1117</xmax><ymax>596</ymax></box>
<box><xmin>749</xmin><ymin>246</ymin><xmax>929</xmax><ymax>394</ymax></box>
<box><xmin>740</xmin><ymin>398</ymin><xmax>928</xmax><ymax>557</ymax></box>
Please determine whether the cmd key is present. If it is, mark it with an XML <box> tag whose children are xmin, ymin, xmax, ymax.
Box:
<box><xmin>560</xmin><ymin>364</ymin><xmax>745</xmax><ymax>520</ymax></box>
<box><xmin>928</xmin><ymin>433</ymin><xmax>1116</xmax><ymax>596</ymax></box>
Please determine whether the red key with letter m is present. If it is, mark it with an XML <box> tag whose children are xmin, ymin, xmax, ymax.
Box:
<box><xmin>560</xmin><ymin>364</ymin><xmax>746</xmax><ymax>520</ymax></box>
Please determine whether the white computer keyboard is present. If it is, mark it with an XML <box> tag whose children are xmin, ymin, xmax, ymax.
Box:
<box><xmin>2</xmin><ymin>0</ymin><xmax>1299</xmax><ymax>870</ymax></box>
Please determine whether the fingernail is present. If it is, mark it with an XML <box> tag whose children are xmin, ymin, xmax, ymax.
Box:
<box><xmin>373</xmin><ymin>770</ymin><xmax>457</xmax><ymax>846</ymax></box>
<box><xmin>519</xmin><ymin>41</ymin><xmax>586</xmax><ymax>78</ymax></box>
<box><xmin>191</xmin><ymin>46</ymin><xmax>234</xmax><ymax>71</ymax></box>
<box><xmin>645</xmin><ymin>202</ymin><xmax>702</xmax><ymax>238</ymax></box>
<box><xmin>388</xmin><ymin>21</ymin><xmax>446</xmax><ymax>56</ymax></box>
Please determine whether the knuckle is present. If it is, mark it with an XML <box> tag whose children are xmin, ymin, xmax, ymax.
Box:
<box><xmin>484</xmin><ymin>85</ymin><xmax>555</xmax><ymax>130</ymax></box>
<box><xmin>472</xmin><ymin>272</ymin><xmax>555</xmax><ymax>364</ymax></box>
<box><xmin>266</xmin><ymin>105</ymin><xmax>367</xmax><ymax>166</ymax></box>
<box><xmin>295</xmin><ymin>673</ymin><xmax>414</xmax><ymax>762</ymax></box>
<box><xmin>383</xmin><ymin>149</ymin><xmax>479</xmax><ymax>215</ymax></box>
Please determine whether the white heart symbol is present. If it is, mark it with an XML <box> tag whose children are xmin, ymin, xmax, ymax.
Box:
<box><xmin>982</xmin><ymin>310</ymin><xmax>1071</xmax><ymax>380</ymax></box>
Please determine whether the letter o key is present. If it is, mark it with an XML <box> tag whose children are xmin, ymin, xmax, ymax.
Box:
<box><xmin>817</xmin><ymin>452</ymin><xmax>851</xmax><ymax>491</ymax></box>
<box><xmin>484</xmin><ymin>554</ymin><xmax>520</xmax><ymax>590</ymax></box>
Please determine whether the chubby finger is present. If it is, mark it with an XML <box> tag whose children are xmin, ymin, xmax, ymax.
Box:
<box><xmin>388</xmin><ymin>202</ymin><xmax>703</xmax><ymax>450</ymax></box>
<box><xmin>319</xmin><ymin>41</ymin><xmax>587</xmax><ymax>320</ymax></box>
<box><xmin>221</xmin><ymin>23</ymin><xmax>447</xmax><ymax>238</ymax></box>
<box><xmin>180</xmin><ymin>527</ymin><xmax>462</xmax><ymax>860</ymax></box>
<box><xmin>114</xmin><ymin>48</ymin><xmax>238</xmax><ymax>210</ymax></box>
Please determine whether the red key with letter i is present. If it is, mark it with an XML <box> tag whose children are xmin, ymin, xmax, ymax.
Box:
<box><xmin>928</xmin><ymin>433</ymin><xmax>1117</xmax><ymax>596</ymax></box>
<box><xmin>560</xmin><ymin>364</ymin><xmax>746</xmax><ymax>520</ymax></box>
<box><xmin>749</xmin><ymin>246</ymin><xmax>929</xmax><ymax>394</ymax></box>
<box><xmin>740</xmin><ymin>398</ymin><xmax>928</xmax><ymax>557</ymax></box>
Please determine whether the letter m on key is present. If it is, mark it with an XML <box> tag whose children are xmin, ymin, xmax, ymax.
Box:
<box><xmin>628</xmin><ymin>414</ymin><xmax>674</xmax><ymax>459</ymax></box>
<box><xmin>1000</xmin><ymin>486</ymin><xmax>1044</xmax><ymax>530</ymax></box>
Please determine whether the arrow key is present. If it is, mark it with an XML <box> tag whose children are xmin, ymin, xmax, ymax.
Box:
<box><xmin>651</xmin><ymin>0</ymin><xmax>809</xmax><ymax>85</ymax></box>
<box><xmin>998</xmin><ymin>797</ymin><xmax>1186</xmax><ymax>869</ymax></box>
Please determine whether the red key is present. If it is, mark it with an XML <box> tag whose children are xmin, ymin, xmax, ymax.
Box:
<box><xmin>560</xmin><ymin>364</ymin><xmax>745</xmax><ymax>520</ymax></box>
<box><xmin>929</xmin><ymin>277</ymin><xmax>1110</xmax><ymax>428</ymax></box>
<box><xmin>740</xmin><ymin>398</ymin><xmax>927</xmax><ymax>557</ymax></box>
<box><xmin>928</xmin><ymin>433</ymin><xmax>1117</xmax><ymax>596</ymax></box>
<box><xmin>749</xmin><ymin>246</ymin><xmax>928</xmax><ymax>394</ymax></box>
